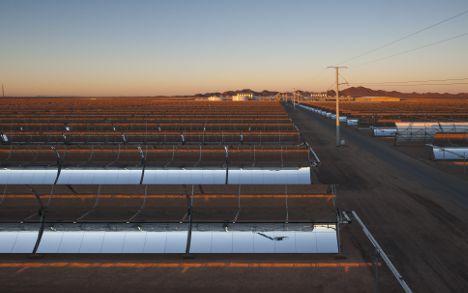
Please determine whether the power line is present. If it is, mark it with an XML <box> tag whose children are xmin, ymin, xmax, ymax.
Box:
<box><xmin>348</xmin><ymin>82</ymin><xmax>468</xmax><ymax>87</ymax></box>
<box><xmin>310</xmin><ymin>67</ymin><xmax>329</xmax><ymax>86</ymax></box>
<box><xmin>347</xmin><ymin>77</ymin><xmax>468</xmax><ymax>85</ymax></box>
<box><xmin>338</xmin><ymin>73</ymin><xmax>349</xmax><ymax>85</ymax></box>
<box><xmin>353</xmin><ymin>31</ymin><xmax>468</xmax><ymax>68</ymax></box>
<box><xmin>325</xmin><ymin>81</ymin><xmax>336</xmax><ymax>92</ymax></box>
<box><xmin>341</xmin><ymin>8</ymin><xmax>468</xmax><ymax>64</ymax></box>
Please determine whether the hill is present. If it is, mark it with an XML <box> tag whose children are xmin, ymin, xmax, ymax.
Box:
<box><xmin>329</xmin><ymin>86</ymin><xmax>468</xmax><ymax>99</ymax></box>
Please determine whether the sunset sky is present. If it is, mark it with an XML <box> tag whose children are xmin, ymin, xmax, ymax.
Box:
<box><xmin>1</xmin><ymin>0</ymin><xmax>468</xmax><ymax>96</ymax></box>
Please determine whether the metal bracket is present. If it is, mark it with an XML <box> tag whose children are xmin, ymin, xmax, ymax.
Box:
<box><xmin>28</xmin><ymin>186</ymin><xmax>47</xmax><ymax>254</ymax></box>
<box><xmin>138</xmin><ymin>146</ymin><xmax>146</xmax><ymax>185</ymax></box>
<box><xmin>75</xmin><ymin>185</ymin><xmax>102</xmax><ymax>222</ymax></box>
<box><xmin>128</xmin><ymin>185</ymin><xmax>148</xmax><ymax>222</ymax></box>
<box><xmin>308</xmin><ymin>145</ymin><xmax>321</xmax><ymax>167</ymax></box>
<box><xmin>51</xmin><ymin>146</ymin><xmax>63</xmax><ymax>185</ymax></box>
<box><xmin>224</xmin><ymin>146</ymin><xmax>229</xmax><ymax>185</ymax></box>
<box><xmin>232</xmin><ymin>185</ymin><xmax>241</xmax><ymax>223</ymax></box>
<box><xmin>184</xmin><ymin>186</ymin><xmax>194</xmax><ymax>256</ymax></box>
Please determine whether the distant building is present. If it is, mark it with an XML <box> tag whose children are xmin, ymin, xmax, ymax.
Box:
<box><xmin>207</xmin><ymin>96</ymin><xmax>222</xmax><ymax>102</ymax></box>
<box><xmin>232</xmin><ymin>93</ymin><xmax>254</xmax><ymax>101</ymax></box>
<box><xmin>311</xmin><ymin>92</ymin><xmax>328</xmax><ymax>100</ymax></box>
<box><xmin>354</xmin><ymin>96</ymin><xmax>401</xmax><ymax>102</ymax></box>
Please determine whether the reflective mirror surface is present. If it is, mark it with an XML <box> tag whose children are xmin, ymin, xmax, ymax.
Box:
<box><xmin>0</xmin><ymin>168</ymin><xmax>311</xmax><ymax>185</ymax></box>
<box><xmin>0</xmin><ymin>223</ymin><xmax>337</xmax><ymax>254</ymax></box>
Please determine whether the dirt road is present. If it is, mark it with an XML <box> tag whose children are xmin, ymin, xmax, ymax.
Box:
<box><xmin>286</xmin><ymin>104</ymin><xmax>468</xmax><ymax>293</ymax></box>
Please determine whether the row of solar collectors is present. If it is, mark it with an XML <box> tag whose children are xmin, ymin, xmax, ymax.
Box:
<box><xmin>1</xmin><ymin>104</ymin><xmax>285</xmax><ymax>109</ymax></box>
<box><xmin>0</xmin><ymin>168</ymin><xmax>312</xmax><ymax>185</ymax></box>
<box><xmin>0</xmin><ymin>118</ymin><xmax>291</xmax><ymax>125</ymax></box>
<box><xmin>0</xmin><ymin>98</ymin><xmax>283</xmax><ymax>105</ymax></box>
<box><xmin>1</xmin><ymin>102</ymin><xmax>284</xmax><ymax>108</ymax></box>
<box><xmin>0</xmin><ymin>103</ymin><xmax>285</xmax><ymax>110</ymax></box>
<box><xmin>0</xmin><ymin>113</ymin><xmax>288</xmax><ymax>119</ymax></box>
<box><xmin>0</xmin><ymin>184</ymin><xmax>335</xmax><ymax>223</ymax></box>
<box><xmin>1</xmin><ymin>132</ymin><xmax>301</xmax><ymax>145</ymax></box>
<box><xmin>0</xmin><ymin>103</ymin><xmax>285</xmax><ymax>109</ymax></box>
<box><xmin>0</xmin><ymin>109</ymin><xmax>287</xmax><ymax>117</ymax></box>
<box><xmin>0</xmin><ymin>145</ymin><xmax>311</xmax><ymax>168</ymax></box>
<box><xmin>0</xmin><ymin>122</ymin><xmax>296</xmax><ymax>132</ymax></box>
<box><xmin>302</xmin><ymin>101</ymin><xmax>468</xmax><ymax>116</ymax></box>
<box><xmin>300</xmin><ymin>102</ymin><xmax>468</xmax><ymax>125</ymax></box>
<box><xmin>0</xmin><ymin>223</ymin><xmax>339</xmax><ymax>254</ymax></box>
<box><xmin>0</xmin><ymin>100</ymin><xmax>285</xmax><ymax>111</ymax></box>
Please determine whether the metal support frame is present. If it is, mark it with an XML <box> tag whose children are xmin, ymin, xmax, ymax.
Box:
<box><xmin>308</xmin><ymin>145</ymin><xmax>321</xmax><ymax>167</ymax></box>
<box><xmin>331</xmin><ymin>185</ymin><xmax>341</xmax><ymax>254</ymax></box>
<box><xmin>224</xmin><ymin>146</ymin><xmax>229</xmax><ymax>184</ymax></box>
<box><xmin>81</xmin><ymin>145</ymin><xmax>95</xmax><ymax>167</ymax></box>
<box><xmin>138</xmin><ymin>146</ymin><xmax>146</xmax><ymax>184</ymax></box>
<box><xmin>0</xmin><ymin>132</ymin><xmax>10</xmax><ymax>144</ymax></box>
<box><xmin>43</xmin><ymin>185</ymin><xmax>55</xmax><ymax>209</ymax></box>
<box><xmin>28</xmin><ymin>186</ymin><xmax>47</xmax><ymax>254</ymax></box>
<box><xmin>128</xmin><ymin>185</ymin><xmax>148</xmax><ymax>222</ymax></box>
<box><xmin>350</xmin><ymin>211</ymin><xmax>412</xmax><ymax>293</ymax></box>
<box><xmin>336</xmin><ymin>210</ymin><xmax>341</xmax><ymax>254</ymax></box>
<box><xmin>280</xmin><ymin>146</ymin><xmax>284</xmax><ymax>168</ymax></box>
<box><xmin>52</xmin><ymin>146</ymin><xmax>62</xmax><ymax>185</ymax></box>
<box><xmin>76</xmin><ymin>185</ymin><xmax>102</xmax><ymax>222</ymax></box>
<box><xmin>107</xmin><ymin>144</ymin><xmax>121</xmax><ymax>167</ymax></box>
<box><xmin>195</xmin><ymin>145</ymin><xmax>202</xmax><ymax>167</ymax></box>
<box><xmin>232</xmin><ymin>185</ymin><xmax>241</xmax><ymax>223</ymax></box>
<box><xmin>184</xmin><ymin>186</ymin><xmax>194</xmax><ymax>256</ymax></box>
<box><xmin>181</xmin><ymin>133</ymin><xmax>186</xmax><ymax>145</ymax></box>
<box><xmin>29</xmin><ymin>146</ymin><xmax>41</xmax><ymax>166</ymax></box>
<box><xmin>5</xmin><ymin>145</ymin><xmax>13</xmax><ymax>161</ymax></box>
<box><xmin>166</xmin><ymin>145</ymin><xmax>175</xmax><ymax>168</ymax></box>
<box><xmin>253</xmin><ymin>145</ymin><xmax>256</xmax><ymax>166</ymax></box>
<box><xmin>284</xmin><ymin>185</ymin><xmax>289</xmax><ymax>223</ymax></box>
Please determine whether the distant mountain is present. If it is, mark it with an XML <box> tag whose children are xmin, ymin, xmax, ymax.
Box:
<box><xmin>328</xmin><ymin>86</ymin><xmax>468</xmax><ymax>99</ymax></box>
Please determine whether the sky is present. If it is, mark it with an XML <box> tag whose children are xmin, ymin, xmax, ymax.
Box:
<box><xmin>1</xmin><ymin>0</ymin><xmax>468</xmax><ymax>96</ymax></box>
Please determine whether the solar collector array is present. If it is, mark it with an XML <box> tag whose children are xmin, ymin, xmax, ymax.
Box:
<box><xmin>0</xmin><ymin>122</ymin><xmax>296</xmax><ymax>132</ymax></box>
<box><xmin>0</xmin><ymin>99</ymin><xmax>332</xmax><ymax>254</ymax></box>
<box><xmin>2</xmin><ymin>131</ymin><xmax>301</xmax><ymax>145</ymax></box>
<box><xmin>0</xmin><ymin>145</ymin><xmax>312</xmax><ymax>168</ymax></box>
<box><xmin>0</xmin><ymin>184</ymin><xmax>335</xmax><ymax>223</ymax></box>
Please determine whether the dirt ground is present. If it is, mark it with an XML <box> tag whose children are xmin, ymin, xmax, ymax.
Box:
<box><xmin>353</xmin><ymin>128</ymin><xmax>468</xmax><ymax>181</ymax></box>
<box><xmin>286</xmin><ymin>104</ymin><xmax>468</xmax><ymax>292</ymax></box>
<box><xmin>385</xmin><ymin>140</ymin><xmax>468</xmax><ymax>181</ymax></box>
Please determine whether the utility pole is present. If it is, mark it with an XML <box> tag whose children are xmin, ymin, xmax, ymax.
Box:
<box><xmin>1</xmin><ymin>83</ymin><xmax>4</xmax><ymax>97</ymax></box>
<box><xmin>327</xmin><ymin>66</ymin><xmax>347</xmax><ymax>146</ymax></box>
<box><xmin>293</xmin><ymin>88</ymin><xmax>296</xmax><ymax>109</ymax></box>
